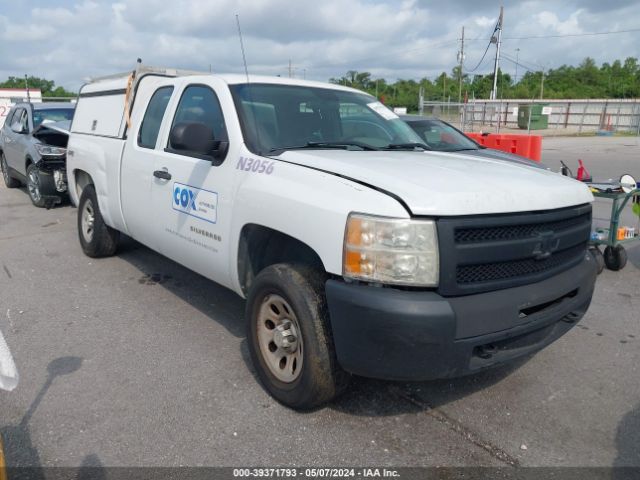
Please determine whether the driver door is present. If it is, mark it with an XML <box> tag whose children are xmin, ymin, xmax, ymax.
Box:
<box><xmin>148</xmin><ymin>80</ymin><xmax>237</xmax><ymax>287</ymax></box>
<box><xmin>3</xmin><ymin>108</ymin><xmax>29</xmax><ymax>174</ymax></box>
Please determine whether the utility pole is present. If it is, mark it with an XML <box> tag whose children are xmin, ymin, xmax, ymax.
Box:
<box><xmin>457</xmin><ymin>26</ymin><xmax>465</xmax><ymax>104</ymax></box>
<box><xmin>443</xmin><ymin>74</ymin><xmax>446</xmax><ymax>102</ymax></box>
<box><xmin>288</xmin><ymin>59</ymin><xmax>292</xmax><ymax>78</ymax></box>
<box><xmin>490</xmin><ymin>6</ymin><xmax>503</xmax><ymax>100</ymax></box>
<box><xmin>514</xmin><ymin>48</ymin><xmax>520</xmax><ymax>83</ymax></box>
<box><xmin>540</xmin><ymin>68</ymin><xmax>545</xmax><ymax>99</ymax></box>
<box><xmin>24</xmin><ymin>74</ymin><xmax>31</xmax><ymax>103</ymax></box>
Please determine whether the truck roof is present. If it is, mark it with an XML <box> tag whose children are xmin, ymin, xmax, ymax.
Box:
<box><xmin>80</xmin><ymin>70</ymin><xmax>365</xmax><ymax>96</ymax></box>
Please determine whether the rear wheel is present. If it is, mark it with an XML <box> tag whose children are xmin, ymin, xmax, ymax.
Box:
<box><xmin>77</xmin><ymin>184</ymin><xmax>119</xmax><ymax>257</ymax></box>
<box><xmin>246</xmin><ymin>263</ymin><xmax>349</xmax><ymax>409</ymax></box>
<box><xmin>26</xmin><ymin>163</ymin><xmax>46</xmax><ymax>208</ymax></box>
<box><xmin>1</xmin><ymin>152</ymin><xmax>20</xmax><ymax>188</ymax></box>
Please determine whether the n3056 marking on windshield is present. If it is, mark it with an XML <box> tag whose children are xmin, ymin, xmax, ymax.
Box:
<box><xmin>237</xmin><ymin>156</ymin><xmax>274</xmax><ymax>174</ymax></box>
<box><xmin>172</xmin><ymin>183</ymin><xmax>218</xmax><ymax>224</ymax></box>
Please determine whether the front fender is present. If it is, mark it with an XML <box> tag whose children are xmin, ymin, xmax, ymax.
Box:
<box><xmin>229</xmin><ymin>158</ymin><xmax>409</xmax><ymax>295</ymax></box>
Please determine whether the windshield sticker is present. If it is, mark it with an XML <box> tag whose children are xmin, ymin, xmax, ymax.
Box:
<box><xmin>237</xmin><ymin>156</ymin><xmax>275</xmax><ymax>174</ymax></box>
<box><xmin>172</xmin><ymin>183</ymin><xmax>218</xmax><ymax>224</ymax></box>
<box><xmin>367</xmin><ymin>101</ymin><xmax>399</xmax><ymax>120</ymax></box>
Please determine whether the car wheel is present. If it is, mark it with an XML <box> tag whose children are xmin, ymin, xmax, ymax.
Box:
<box><xmin>26</xmin><ymin>163</ymin><xmax>46</xmax><ymax>207</ymax></box>
<box><xmin>1</xmin><ymin>153</ymin><xmax>20</xmax><ymax>188</ymax></box>
<box><xmin>77</xmin><ymin>184</ymin><xmax>119</xmax><ymax>257</ymax></box>
<box><xmin>246</xmin><ymin>263</ymin><xmax>349</xmax><ymax>410</ymax></box>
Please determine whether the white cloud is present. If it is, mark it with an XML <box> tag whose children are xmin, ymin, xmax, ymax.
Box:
<box><xmin>0</xmin><ymin>1</ymin><xmax>638</xmax><ymax>90</ymax></box>
<box><xmin>535</xmin><ymin>9</ymin><xmax>584</xmax><ymax>35</ymax></box>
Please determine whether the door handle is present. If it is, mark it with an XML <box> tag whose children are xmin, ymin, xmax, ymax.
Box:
<box><xmin>153</xmin><ymin>169</ymin><xmax>172</xmax><ymax>180</ymax></box>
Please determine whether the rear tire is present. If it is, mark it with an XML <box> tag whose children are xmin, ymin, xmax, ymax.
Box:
<box><xmin>246</xmin><ymin>263</ymin><xmax>349</xmax><ymax>409</ymax></box>
<box><xmin>77</xmin><ymin>184</ymin><xmax>119</xmax><ymax>257</ymax></box>
<box><xmin>26</xmin><ymin>163</ymin><xmax>46</xmax><ymax>208</ymax></box>
<box><xmin>1</xmin><ymin>152</ymin><xmax>20</xmax><ymax>188</ymax></box>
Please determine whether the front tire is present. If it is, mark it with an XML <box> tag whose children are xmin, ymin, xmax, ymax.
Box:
<box><xmin>77</xmin><ymin>184</ymin><xmax>119</xmax><ymax>257</ymax></box>
<box><xmin>1</xmin><ymin>152</ymin><xmax>20</xmax><ymax>188</ymax></box>
<box><xmin>246</xmin><ymin>264</ymin><xmax>349</xmax><ymax>409</ymax></box>
<box><xmin>26</xmin><ymin>163</ymin><xmax>46</xmax><ymax>208</ymax></box>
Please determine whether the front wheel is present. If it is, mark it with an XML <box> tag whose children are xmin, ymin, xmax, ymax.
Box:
<box><xmin>77</xmin><ymin>184</ymin><xmax>119</xmax><ymax>257</ymax></box>
<box><xmin>26</xmin><ymin>163</ymin><xmax>46</xmax><ymax>208</ymax></box>
<box><xmin>246</xmin><ymin>264</ymin><xmax>349</xmax><ymax>409</ymax></box>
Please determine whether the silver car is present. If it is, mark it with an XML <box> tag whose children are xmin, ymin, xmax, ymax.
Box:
<box><xmin>0</xmin><ymin>102</ymin><xmax>74</xmax><ymax>208</ymax></box>
<box><xmin>401</xmin><ymin>114</ymin><xmax>547</xmax><ymax>169</ymax></box>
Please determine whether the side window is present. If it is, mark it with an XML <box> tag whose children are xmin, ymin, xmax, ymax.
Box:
<box><xmin>138</xmin><ymin>86</ymin><xmax>174</xmax><ymax>149</ymax></box>
<box><xmin>3</xmin><ymin>108</ymin><xmax>15</xmax><ymax>129</ymax></box>
<box><xmin>169</xmin><ymin>85</ymin><xmax>229</xmax><ymax>154</ymax></box>
<box><xmin>10</xmin><ymin>109</ymin><xmax>26</xmax><ymax>132</ymax></box>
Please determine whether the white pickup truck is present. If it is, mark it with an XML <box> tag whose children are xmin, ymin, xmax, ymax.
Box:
<box><xmin>67</xmin><ymin>65</ymin><xmax>596</xmax><ymax>409</ymax></box>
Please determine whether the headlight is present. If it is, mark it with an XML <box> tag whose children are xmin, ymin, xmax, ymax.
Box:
<box><xmin>35</xmin><ymin>144</ymin><xmax>66</xmax><ymax>157</ymax></box>
<box><xmin>343</xmin><ymin>213</ymin><xmax>439</xmax><ymax>286</ymax></box>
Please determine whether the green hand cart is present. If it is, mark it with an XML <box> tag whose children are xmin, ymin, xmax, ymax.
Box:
<box><xmin>589</xmin><ymin>187</ymin><xmax>640</xmax><ymax>272</ymax></box>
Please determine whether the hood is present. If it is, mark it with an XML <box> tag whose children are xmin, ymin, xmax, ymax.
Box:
<box><xmin>459</xmin><ymin>147</ymin><xmax>548</xmax><ymax>169</ymax></box>
<box><xmin>33</xmin><ymin>120</ymin><xmax>71</xmax><ymax>135</ymax></box>
<box><xmin>277</xmin><ymin>149</ymin><xmax>593</xmax><ymax>216</ymax></box>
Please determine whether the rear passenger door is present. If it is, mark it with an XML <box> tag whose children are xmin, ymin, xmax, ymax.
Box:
<box><xmin>147</xmin><ymin>80</ymin><xmax>238</xmax><ymax>288</ymax></box>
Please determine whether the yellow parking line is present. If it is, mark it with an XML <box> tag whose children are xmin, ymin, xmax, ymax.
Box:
<box><xmin>0</xmin><ymin>434</ymin><xmax>6</xmax><ymax>480</ymax></box>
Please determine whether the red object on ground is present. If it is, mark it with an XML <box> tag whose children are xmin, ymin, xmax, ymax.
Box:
<box><xmin>464</xmin><ymin>133</ymin><xmax>543</xmax><ymax>162</ymax></box>
<box><xmin>576</xmin><ymin>159</ymin><xmax>590</xmax><ymax>181</ymax></box>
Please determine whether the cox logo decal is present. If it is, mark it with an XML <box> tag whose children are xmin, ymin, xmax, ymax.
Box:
<box><xmin>174</xmin><ymin>185</ymin><xmax>198</xmax><ymax>211</ymax></box>
<box><xmin>172</xmin><ymin>182</ymin><xmax>218</xmax><ymax>224</ymax></box>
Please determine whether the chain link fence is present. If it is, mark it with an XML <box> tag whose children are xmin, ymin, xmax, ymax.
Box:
<box><xmin>418</xmin><ymin>98</ymin><xmax>640</xmax><ymax>135</ymax></box>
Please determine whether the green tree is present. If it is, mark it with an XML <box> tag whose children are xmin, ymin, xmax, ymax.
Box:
<box><xmin>0</xmin><ymin>76</ymin><xmax>75</xmax><ymax>97</ymax></box>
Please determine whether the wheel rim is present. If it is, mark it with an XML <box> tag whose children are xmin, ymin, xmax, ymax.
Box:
<box><xmin>27</xmin><ymin>168</ymin><xmax>41</xmax><ymax>202</ymax></box>
<box><xmin>1</xmin><ymin>156</ymin><xmax>9</xmax><ymax>183</ymax></box>
<box><xmin>256</xmin><ymin>294</ymin><xmax>303</xmax><ymax>383</ymax></box>
<box><xmin>81</xmin><ymin>199</ymin><xmax>95</xmax><ymax>243</ymax></box>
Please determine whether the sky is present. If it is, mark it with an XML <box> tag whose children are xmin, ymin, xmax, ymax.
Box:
<box><xmin>0</xmin><ymin>0</ymin><xmax>639</xmax><ymax>91</ymax></box>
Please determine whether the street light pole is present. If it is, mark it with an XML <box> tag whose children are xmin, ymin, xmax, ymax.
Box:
<box><xmin>458</xmin><ymin>26</ymin><xmax>465</xmax><ymax>104</ymax></box>
<box><xmin>490</xmin><ymin>6</ymin><xmax>503</xmax><ymax>100</ymax></box>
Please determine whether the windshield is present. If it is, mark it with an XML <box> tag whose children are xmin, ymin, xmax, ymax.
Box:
<box><xmin>405</xmin><ymin>119</ymin><xmax>479</xmax><ymax>152</ymax></box>
<box><xmin>33</xmin><ymin>108</ymin><xmax>75</xmax><ymax>129</ymax></box>
<box><xmin>230</xmin><ymin>83</ymin><xmax>424</xmax><ymax>155</ymax></box>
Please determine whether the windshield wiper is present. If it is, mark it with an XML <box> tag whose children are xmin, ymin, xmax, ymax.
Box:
<box><xmin>269</xmin><ymin>141</ymin><xmax>379</xmax><ymax>154</ymax></box>
<box><xmin>382</xmin><ymin>142</ymin><xmax>431</xmax><ymax>151</ymax></box>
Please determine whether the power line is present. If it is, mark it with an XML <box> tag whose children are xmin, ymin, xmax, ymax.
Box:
<box><xmin>465</xmin><ymin>19</ymin><xmax>500</xmax><ymax>73</ymax></box>
<box><xmin>502</xmin><ymin>27</ymin><xmax>640</xmax><ymax>40</ymax></box>
<box><xmin>309</xmin><ymin>38</ymin><xmax>460</xmax><ymax>71</ymax></box>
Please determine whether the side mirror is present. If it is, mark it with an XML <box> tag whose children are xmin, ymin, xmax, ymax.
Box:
<box><xmin>168</xmin><ymin>122</ymin><xmax>228</xmax><ymax>161</ymax></box>
<box><xmin>11</xmin><ymin>122</ymin><xmax>28</xmax><ymax>134</ymax></box>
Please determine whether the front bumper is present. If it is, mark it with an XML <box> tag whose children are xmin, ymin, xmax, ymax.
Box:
<box><xmin>325</xmin><ymin>253</ymin><xmax>597</xmax><ymax>381</ymax></box>
<box><xmin>35</xmin><ymin>161</ymin><xmax>67</xmax><ymax>198</ymax></box>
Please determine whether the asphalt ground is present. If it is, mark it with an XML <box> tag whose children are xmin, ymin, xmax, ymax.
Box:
<box><xmin>0</xmin><ymin>136</ymin><xmax>639</xmax><ymax>470</ymax></box>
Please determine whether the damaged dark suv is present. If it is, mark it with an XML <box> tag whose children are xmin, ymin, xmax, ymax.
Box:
<box><xmin>0</xmin><ymin>102</ymin><xmax>75</xmax><ymax>208</ymax></box>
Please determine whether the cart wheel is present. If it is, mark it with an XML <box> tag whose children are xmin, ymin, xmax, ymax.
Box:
<box><xmin>589</xmin><ymin>247</ymin><xmax>605</xmax><ymax>275</ymax></box>
<box><xmin>604</xmin><ymin>245</ymin><xmax>627</xmax><ymax>271</ymax></box>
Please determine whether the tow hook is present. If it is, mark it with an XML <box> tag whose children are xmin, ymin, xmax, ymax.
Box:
<box><xmin>476</xmin><ymin>344</ymin><xmax>497</xmax><ymax>359</ymax></box>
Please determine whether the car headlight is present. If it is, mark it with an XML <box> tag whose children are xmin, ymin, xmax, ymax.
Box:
<box><xmin>35</xmin><ymin>144</ymin><xmax>66</xmax><ymax>157</ymax></box>
<box><xmin>343</xmin><ymin>213</ymin><xmax>439</xmax><ymax>286</ymax></box>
